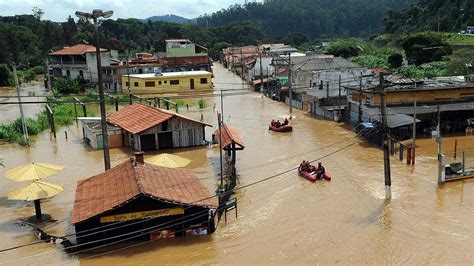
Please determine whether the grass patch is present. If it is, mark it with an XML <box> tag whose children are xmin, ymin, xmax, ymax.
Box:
<box><xmin>198</xmin><ymin>98</ymin><xmax>207</xmax><ymax>109</ymax></box>
<box><xmin>0</xmin><ymin>100</ymin><xmax>94</xmax><ymax>145</ymax></box>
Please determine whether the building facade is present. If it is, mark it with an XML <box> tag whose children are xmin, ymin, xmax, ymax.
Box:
<box><xmin>72</xmin><ymin>154</ymin><xmax>218</xmax><ymax>246</ymax></box>
<box><xmin>48</xmin><ymin>44</ymin><xmax>118</xmax><ymax>83</ymax></box>
<box><xmin>122</xmin><ymin>71</ymin><xmax>213</xmax><ymax>93</ymax></box>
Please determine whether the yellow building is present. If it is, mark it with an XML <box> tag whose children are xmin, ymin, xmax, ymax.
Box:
<box><xmin>122</xmin><ymin>71</ymin><xmax>213</xmax><ymax>93</ymax></box>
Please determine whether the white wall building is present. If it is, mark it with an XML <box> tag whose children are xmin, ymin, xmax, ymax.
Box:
<box><xmin>49</xmin><ymin>44</ymin><xmax>117</xmax><ymax>83</ymax></box>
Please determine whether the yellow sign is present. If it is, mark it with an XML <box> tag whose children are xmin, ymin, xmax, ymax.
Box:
<box><xmin>100</xmin><ymin>208</ymin><xmax>184</xmax><ymax>223</ymax></box>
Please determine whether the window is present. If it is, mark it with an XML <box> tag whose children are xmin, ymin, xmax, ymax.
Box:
<box><xmin>164</xmin><ymin>80</ymin><xmax>167</xmax><ymax>84</ymax></box>
<box><xmin>170</xmin><ymin>80</ymin><xmax>179</xmax><ymax>85</ymax></box>
<box><xmin>200</xmin><ymin>78</ymin><xmax>208</xmax><ymax>84</ymax></box>
<box><xmin>158</xmin><ymin>81</ymin><xmax>162</xmax><ymax>85</ymax></box>
<box><xmin>145</xmin><ymin>81</ymin><xmax>155</xmax><ymax>87</ymax></box>
<box><xmin>125</xmin><ymin>82</ymin><xmax>130</xmax><ymax>87</ymax></box>
<box><xmin>134</xmin><ymin>82</ymin><xmax>139</xmax><ymax>87</ymax></box>
<box><xmin>66</xmin><ymin>70</ymin><xmax>70</xmax><ymax>77</ymax></box>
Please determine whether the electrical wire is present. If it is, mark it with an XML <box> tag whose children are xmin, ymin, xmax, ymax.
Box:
<box><xmin>0</xmin><ymin>131</ymin><xmax>369</xmax><ymax>263</ymax></box>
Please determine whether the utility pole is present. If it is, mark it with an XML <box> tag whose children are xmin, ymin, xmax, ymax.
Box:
<box><xmin>358</xmin><ymin>73</ymin><xmax>363</xmax><ymax>123</ymax></box>
<box><xmin>127</xmin><ymin>54</ymin><xmax>132</xmax><ymax>104</ymax></box>
<box><xmin>220</xmin><ymin>89</ymin><xmax>224</xmax><ymax>121</ymax></box>
<box><xmin>45</xmin><ymin>58</ymin><xmax>51</xmax><ymax>91</ymax></box>
<box><xmin>411</xmin><ymin>94</ymin><xmax>417</xmax><ymax>165</ymax></box>
<box><xmin>76</xmin><ymin>9</ymin><xmax>114</xmax><ymax>171</ymax></box>
<box><xmin>12</xmin><ymin>63</ymin><xmax>29</xmax><ymax>147</ymax></box>
<box><xmin>288</xmin><ymin>52</ymin><xmax>292</xmax><ymax>118</ymax></box>
<box><xmin>436</xmin><ymin>105</ymin><xmax>442</xmax><ymax>155</ymax></box>
<box><xmin>259</xmin><ymin>47</ymin><xmax>264</xmax><ymax>95</ymax></box>
<box><xmin>338</xmin><ymin>75</ymin><xmax>342</xmax><ymax>122</ymax></box>
<box><xmin>379</xmin><ymin>73</ymin><xmax>391</xmax><ymax>199</ymax></box>
<box><xmin>218</xmin><ymin>112</ymin><xmax>224</xmax><ymax>190</ymax></box>
<box><xmin>240</xmin><ymin>48</ymin><xmax>244</xmax><ymax>85</ymax></box>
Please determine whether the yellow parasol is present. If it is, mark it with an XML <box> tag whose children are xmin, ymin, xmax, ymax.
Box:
<box><xmin>4</xmin><ymin>162</ymin><xmax>64</xmax><ymax>182</ymax></box>
<box><xmin>145</xmin><ymin>153</ymin><xmax>191</xmax><ymax>168</ymax></box>
<box><xmin>8</xmin><ymin>180</ymin><xmax>64</xmax><ymax>220</ymax></box>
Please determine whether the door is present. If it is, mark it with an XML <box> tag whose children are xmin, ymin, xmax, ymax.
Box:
<box><xmin>140</xmin><ymin>134</ymin><xmax>156</xmax><ymax>151</ymax></box>
<box><xmin>190</xmin><ymin>79</ymin><xmax>195</xmax><ymax>90</ymax></box>
<box><xmin>158</xmin><ymin>132</ymin><xmax>173</xmax><ymax>150</ymax></box>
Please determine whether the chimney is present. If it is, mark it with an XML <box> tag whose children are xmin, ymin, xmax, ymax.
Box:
<box><xmin>134</xmin><ymin>151</ymin><xmax>144</xmax><ymax>164</ymax></box>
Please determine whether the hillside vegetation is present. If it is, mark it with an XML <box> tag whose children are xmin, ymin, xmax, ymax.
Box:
<box><xmin>384</xmin><ymin>0</ymin><xmax>474</xmax><ymax>34</ymax></box>
<box><xmin>198</xmin><ymin>0</ymin><xmax>412</xmax><ymax>39</ymax></box>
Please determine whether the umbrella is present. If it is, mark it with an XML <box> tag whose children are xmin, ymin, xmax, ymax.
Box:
<box><xmin>8</xmin><ymin>180</ymin><xmax>64</xmax><ymax>219</ymax></box>
<box><xmin>4</xmin><ymin>162</ymin><xmax>64</xmax><ymax>182</ymax></box>
<box><xmin>145</xmin><ymin>153</ymin><xmax>191</xmax><ymax>168</ymax></box>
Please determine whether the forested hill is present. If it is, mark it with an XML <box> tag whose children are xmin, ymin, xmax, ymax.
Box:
<box><xmin>384</xmin><ymin>0</ymin><xmax>474</xmax><ymax>34</ymax></box>
<box><xmin>197</xmin><ymin>0</ymin><xmax>413</xmax><ymax>38</ymax></box>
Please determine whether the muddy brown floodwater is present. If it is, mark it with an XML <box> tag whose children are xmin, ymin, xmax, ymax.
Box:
<box><xmin>0</xmin><ymin>64</ymin><xmax>473</xmax><ymax>265</ymax></box>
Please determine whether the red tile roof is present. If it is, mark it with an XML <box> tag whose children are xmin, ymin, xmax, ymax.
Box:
<box><xmin>72</xmin><ymin>158</ymin><xmax>217</xmax><ymax>224</ymax></box>
<box><xmin>49</xmin><ymin>44</ymin><xmax>107</xmax><ymax>55</ymax></box>
<box><xmin>107</xmin><ymin>104</ymin><xmax>211</xmax><ymax>134</ymax></box>
<box><xmin>214</xmin><ymin>123</ymin><xmax>245</xmax><ymax>149</ymax></box>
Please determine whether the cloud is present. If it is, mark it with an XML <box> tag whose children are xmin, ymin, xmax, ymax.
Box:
<box><xmin>0</xmin><ymin>0</ymin><xmax>248</xmax><ymax>21</ymax></box>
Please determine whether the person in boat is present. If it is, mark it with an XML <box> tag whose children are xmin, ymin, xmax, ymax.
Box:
<box><xmin>300</xmin><ymin>160</ymin><xmax>310</xmax><ymax>172</ymax></box>
<box><xmin>315</xmin><ymin>162</ymin><xmax>325</xmax><ymax>180</ymax></box>
<box><xmin>282</xmin><ymin>118</ymin><xmax>289</xmax><ymax>126</ymax></box>
<box><xmin>275</xmin><ymin>120</ymin><xmax>281</xmax><ymax>128</ymax></box>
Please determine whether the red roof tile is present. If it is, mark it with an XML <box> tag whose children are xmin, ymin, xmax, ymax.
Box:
<box><xmin>72</xmin><ymin>159</ymin><xmax>217</xmax><ymax>224</ymax></box>
<box><xmin>107</xmin><ymin>104</ymin><xmax>211</xmax><ymax>134</ymax></box>
<box><xmin>214</xmin><ymin>123</ymin><xmax>245</xmax><ymax>149</ymax></box>
<box><xmin>49</xmin><ymin>44</ymin><xmax>107</xmax><ymax>55</ymax></box>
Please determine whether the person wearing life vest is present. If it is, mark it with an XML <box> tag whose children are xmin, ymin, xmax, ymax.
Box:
<box><xmin>316</xmin><ymin>162</ymin><xmax>325</xmax><ymax>180</ymax></box>
<box><xmin>282</xmin><ymin>118</ymin><xmax>289</xmax><ymax>126</ymax></box>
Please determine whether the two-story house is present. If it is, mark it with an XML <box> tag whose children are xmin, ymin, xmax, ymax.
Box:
<box><xmin>48</xmin><ymin>44</ymin><xmax>118</xmax><ymax>84</ymax></box>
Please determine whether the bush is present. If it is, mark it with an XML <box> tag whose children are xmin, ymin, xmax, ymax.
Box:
<box><xmin>198</xmin><ymin>98</ymin><xmax>207</xmax><ymax>109</ymax></box>
<box><xmin>31</xmin><ymin>65</ymin><xmax>45</xmax><ymax>75</ymax></box>
<box><xmin>325</xmin><ymin>38</ymin><xmax>367</xmax><ymax>58</ymax></box>
<box><xmin>401</xmin><ymin>32</ymin><xmax>452</xmax><ymax>65</ymax></box>
<box><xmin>445</xmin><ymin>49</ymin><xmax>474</xmax><ymax>76</ymax></box>
<box><xmin>0</xmin><ymin>64</ymin><xmax>10</xmax><ymax>86</ymax></box>
<box><xmin>388</xmin><ymin>53</ymin><xmax>403</xmax><ymax>69</ymax></box>
<box><xmin>52</xmin><ymin>77</ymin><xmax>80</xmax><ymax>94</ymax></box>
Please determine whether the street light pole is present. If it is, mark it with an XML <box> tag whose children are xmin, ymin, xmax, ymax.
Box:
<box><xmin>76</xmin><ymin>9</ymin><xmax>113</xmax><ymax>170</ymax></box>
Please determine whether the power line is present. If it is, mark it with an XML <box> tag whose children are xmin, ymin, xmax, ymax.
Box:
<box><xmin>0</xmin><ymin>129</ymin><xmax>371</xmax><ymax>262</ymax></box>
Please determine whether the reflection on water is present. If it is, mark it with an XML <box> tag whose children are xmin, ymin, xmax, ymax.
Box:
<box><xmin>0</xmin><ymin>64</ymin><xmax>473</xmax><ymax>265</ymax></box>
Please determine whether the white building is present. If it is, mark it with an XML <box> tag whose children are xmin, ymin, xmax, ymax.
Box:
<box><xmin>48</xmin><ymin>44</ymin><xmax>118</xmax><ymax>83</ymax></box>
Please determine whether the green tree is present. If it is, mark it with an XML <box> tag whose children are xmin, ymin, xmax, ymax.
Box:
<box><xmin>445</xmin><ymin>49</ymin><xmax>474</xmax><ymax>76</ymax></box>
<box><xmin>325</xmin><ymin>39</ymin><xmax>366</xmax><ymax>58</ymax></box>
<box><xmin>402</xmin><ymin>33</ymin><xmax>452</xmax><ymax>65</ymax></box>
<box><xmin>52</xmin><ymin>77</ymin><xmax>80</xmax><ymax>95</ymax></box>
<box><xmin>0</xmin><ymin>64</ymin><xmax>10</xmax><ymax>86</ymax></box>
<box><xmin>388</xmin><ymin>53</ymin><xmax>403</xmax><ymax>68</ymax></box>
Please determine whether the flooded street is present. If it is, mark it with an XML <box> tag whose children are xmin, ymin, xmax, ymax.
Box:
<box><xmin>0</xmin><ymin>82</ymin><xmax>47</xmax><ymax>124</ymax></box>
<box><xmin>0</xmin><ymin>63</ymin><xmax>473</xmax><ymax>265</ymax></box>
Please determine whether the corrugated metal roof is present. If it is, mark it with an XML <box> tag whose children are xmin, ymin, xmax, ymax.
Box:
<box><xmin>293</xmin><ymin>57</ymin><xmax>362</xmax><ymax>72</ymax></box>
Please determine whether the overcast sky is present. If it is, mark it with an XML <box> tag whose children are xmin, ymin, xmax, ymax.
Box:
<box><xmin>0</xmin><ymin>0</ymin><xmax>252</xmax><ymax>21</ymax></box>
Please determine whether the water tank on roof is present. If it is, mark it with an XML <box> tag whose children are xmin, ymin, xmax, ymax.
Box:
<box><xmin>154</xmin><ymin>67</ymin><xmax>162</xmax><ymax>76</ymax></box>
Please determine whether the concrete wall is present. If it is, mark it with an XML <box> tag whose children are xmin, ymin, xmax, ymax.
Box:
<box><xmin>122</xmin><ymin>73</ymin><xmax>213</xmax><ymax>93</ymax></box>
<box><xmin>350</xmin><ymin>87</ymin><xmax>474</xmax><ymax>105</ymax></box>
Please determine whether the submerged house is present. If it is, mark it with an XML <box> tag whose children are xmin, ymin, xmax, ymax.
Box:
<box><xmin>72</xmin><ymin>153</ymin><xmax>218</xmax><ymax>245</ymax></box>
<box><xmin>81</xmin><ymin>104</ymin><xmax>211</xmax><ymax>151</ymax></box>
<box><xmin>107</xmin><ymin>104</ymin><xmax>211</xmax><ymax>151</ymax></box>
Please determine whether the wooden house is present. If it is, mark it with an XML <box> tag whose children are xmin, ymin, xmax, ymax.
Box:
<box><xmin>107</xmin><ymin>104</ymin><xmax>211</xmax><ymax>151</ymax></box>
<box><xmin>71</xmin><ymin>153</ymin><xmax>218</xmax><ymax>246</ymax></box>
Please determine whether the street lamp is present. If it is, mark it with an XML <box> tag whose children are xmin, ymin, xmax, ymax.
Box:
<box><xmin>75</xmin><ymin>9</ymin><xmax>113</xmax><ymax>170</ymax></box>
